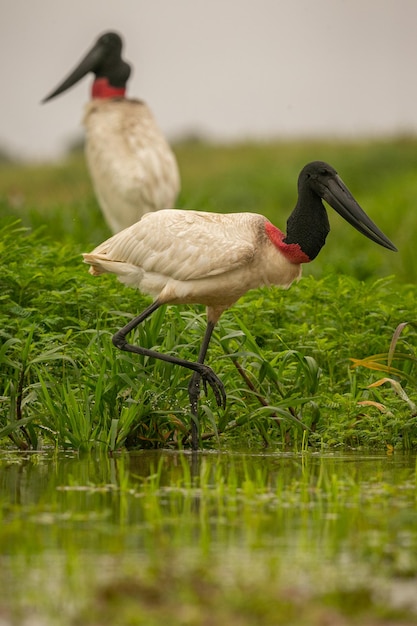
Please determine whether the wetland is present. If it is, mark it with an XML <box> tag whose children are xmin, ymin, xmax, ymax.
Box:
<box><xmin>2</xmin><ymin>139</ymin><xmax>417</xmax><ymax>623</ymax></box>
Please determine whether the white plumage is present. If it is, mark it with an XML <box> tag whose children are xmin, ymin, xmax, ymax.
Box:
<box><xmin>83</xmin><ymin>100</ymin><xmax>180</xmax><ymax>233</ymax></box>
<box><xmin>84</xmin><ymin>209</ymin><xmax>301</xmax><ymax>322</ymax></box>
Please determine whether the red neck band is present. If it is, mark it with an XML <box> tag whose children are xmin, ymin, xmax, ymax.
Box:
<box><xmin>91</xmin><ymin>78</ymin><xmax>126</xmax><ymax>99</ymax></box>
<box><xmin>265</xmin><ymin>221</ymin><xmax>311</xmax><ymax>264</ymax></box>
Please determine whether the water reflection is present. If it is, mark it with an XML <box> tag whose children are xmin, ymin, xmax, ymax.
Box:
<box><xmin>0</xmin><ymin>449</ymin><xmax>415</xmax><ymax>554</ymax></box>
<box><xmin>0</xmin><ymin>449</ymin><xmax>416</xmax><ymax>622</ymax></box>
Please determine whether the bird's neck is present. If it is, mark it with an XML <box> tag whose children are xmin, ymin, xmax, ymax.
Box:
<box><xmin>284</xmin><ymin>188</ymin><xmax>330</xmax><ymax>261</ymax></box>
<box><xmin>265</xmin><ymin>222</ymin><xmax>310</xmax><ymax>264</ymax></box>
<box><xmin>91</xmin><ymin>77</ymin><xmax>126</xmax><ymax>99</ymax></box>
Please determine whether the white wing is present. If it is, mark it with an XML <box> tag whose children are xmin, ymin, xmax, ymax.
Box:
<box><xmin>88</xmin><ymin>209</ymin><xmax>267</xmax><ymax>281</ymax></box>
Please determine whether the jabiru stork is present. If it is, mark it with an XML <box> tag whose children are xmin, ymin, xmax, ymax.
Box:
<box><xmin>83</xmin><ymin>161</ymin><xmax>397</xmax><ymax>450</ymax></box>
<box><xmin>42</xmin><ymin>31</ymin><xmax>180</xmax><ymax>234</ymax></box>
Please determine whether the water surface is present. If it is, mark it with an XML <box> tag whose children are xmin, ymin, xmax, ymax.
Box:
<box><xmin>0</xmin><ymin>449</ymin><xmax>416</xmax><ymax>624</ymax></box>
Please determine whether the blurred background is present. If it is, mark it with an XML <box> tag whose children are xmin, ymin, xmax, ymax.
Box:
<box><xmin>1</xmin><ymin>0</ymin><xmax>417</xmax><ymax>161</ymax></box>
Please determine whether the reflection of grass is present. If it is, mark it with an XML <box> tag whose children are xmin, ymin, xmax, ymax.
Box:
<box><xmin>1</xmin><ymin>451</ymin><xmax>417</xmax><ymax>624</ymax></box>
<box><xmin>1</xmin><ymin>139</ymin><xmax>417</xmax><ymax>450</ymax></box>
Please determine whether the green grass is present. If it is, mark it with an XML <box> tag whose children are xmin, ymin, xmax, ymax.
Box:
<box><xmin>1</xmin><ymin>138</ymin><xmax>417</xmax><ymax>451</ymax></box>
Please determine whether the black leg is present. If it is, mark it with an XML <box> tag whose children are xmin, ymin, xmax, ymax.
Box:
<box><xmin>112</xmin><ymin>300</ymin><xmax>161</xmax><ymax>346</ymax></box>
<box><xmin>188</xmin><ymin>320</ymin><xmax>216</xmax><ymax>450</ymax></box>
<box><xmin>112</xmin><ymin>302</ymin><xmax>226</xmax><ymax>449</ymax></box>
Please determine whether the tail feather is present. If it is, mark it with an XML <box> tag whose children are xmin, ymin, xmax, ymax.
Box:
<box><xmin>82</xmin><ymin>253</ymin><xmax>109</xmax><ymax>276</ymax></box>
<box><xmin>82</xmin><ymin>253</ymin><xmax>144</xmax><ymax>288</ymax></box>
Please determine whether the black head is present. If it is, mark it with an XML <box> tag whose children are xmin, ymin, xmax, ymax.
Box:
<box><xmin>297</xmin><ymin>161</ymin><xmax>338</xmax><ymax>194</ymax></box>
<box><xmin>298</xmin><ymin>161</ymin><xmax>397</xmax><ymax>252</ymax></box>
<box><xmin>42</xmin><ymin>31</ymin><xmax>131</xmax><ymax>102</ymax></box>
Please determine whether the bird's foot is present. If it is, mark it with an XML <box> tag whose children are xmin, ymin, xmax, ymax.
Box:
<box><xmin>112</xmin><ymin>330</ymin><xmax>127</xmax><ymax>350</ymax></box>
<box><xmin>188</xmin><ymin>364</ymin><xmax>226</xmax><ymax>410</ymax></box>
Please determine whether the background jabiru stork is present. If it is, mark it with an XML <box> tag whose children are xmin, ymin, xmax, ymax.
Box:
<box><xmin>83</xmin><ymin>161</ymin><xmax>397</xmax><ymax>449</ymax></box>
<box><xmin>43</xmin><ymin>31</ymin><xmax>180</xmax><ymax>234</ymax></box>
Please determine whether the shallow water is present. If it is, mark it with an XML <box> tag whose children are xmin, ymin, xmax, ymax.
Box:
<box><xmin>0</xmin><ymin>448</ymin><xmax>416</xmax><ymax>623</ymax></box>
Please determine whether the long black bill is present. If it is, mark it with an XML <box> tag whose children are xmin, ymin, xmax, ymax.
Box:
<box><xmin>42</xmin><ymin>41</ymin><xmax>106</xmax><ymax>103</ymax></box>
<box><xmin>322</xmin><ymin>175</ymin><xmax>397</xmax><ymax>252</ymax></box>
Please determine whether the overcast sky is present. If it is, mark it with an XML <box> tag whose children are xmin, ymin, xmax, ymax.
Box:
<box><xmin>2</xmin><ymin>0</ymin><xmax>417</xmax><ymax>161</ymax></box>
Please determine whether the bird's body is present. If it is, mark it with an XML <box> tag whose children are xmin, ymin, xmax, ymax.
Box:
<box><xmin>83</xmin><ymin>99</ymin><xmax>180</xmax><ymax>233</ymax></box>
<box><xmin>43</xmin><ymin>31</ymin><xmax>180</xmax><ymax>233</ymax></box>
<box><xmin>85</xmin><ymin>209</ymin><xmax>302</xmax><ymax>321</ymax></box>
<box><xmin>83</xmin><ymin>161</ymin><xmax>397</xmax><ymax>449</ymax></box>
